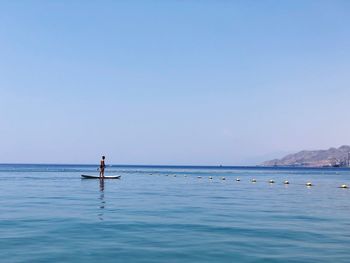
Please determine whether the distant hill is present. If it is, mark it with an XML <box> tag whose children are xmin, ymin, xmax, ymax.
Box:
<box><xmin>261</xmin><ymin>145</ymin><xmax>350</xmax><ymax>167</ymax></box>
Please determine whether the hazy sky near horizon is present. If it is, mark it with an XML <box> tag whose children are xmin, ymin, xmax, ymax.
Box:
<box><xmin>0</xmin><ymin>1</ymin><xmax>349</xmax><ymax>165</ymax></box>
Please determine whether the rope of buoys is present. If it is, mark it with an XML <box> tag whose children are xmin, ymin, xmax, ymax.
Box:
<box><xmin>165</xmin><ymin>175</ymin><xmax>349</xmax><ymax>189</ymax></box>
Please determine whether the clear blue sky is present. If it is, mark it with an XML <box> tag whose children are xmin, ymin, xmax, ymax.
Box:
<box><xmin>0</xmin><ymin>0</ymin><xmax>349</xmax><ymax>165</ymax></box>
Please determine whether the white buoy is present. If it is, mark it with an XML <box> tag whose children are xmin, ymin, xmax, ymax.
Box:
<box><xmin>269</xmin><ymin>179</ymin><xmax>275</xmax><ymax>184</ymax></box>
<box><xmin>340</xmin><ymin>184</ymin><xmax>348</xmax><ymax>189</ymax></box>
<box><xmin>284</xmin><ymin>180</ymin><xmax>290</xmax><ymax>184</ymax></box>
<box><xmin>306</xmin><ymin>182</ymin><xmax>312</xmax><ymax>187</ymax></box>
<box><xmin>236</xmin><ymin>178</ymin><xmax>241</xmax><ymax>182</ymax></box>
<box><xmin>251</xmin><ymin>179</ymin><xmax>257</xmax><ymax>183</ymax></box>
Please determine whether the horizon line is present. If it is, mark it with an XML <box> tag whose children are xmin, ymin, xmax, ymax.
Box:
<box><xmin>0</xmin><ymin>163</ymin><xmax>349</xmax><ymax>170</ymax></box>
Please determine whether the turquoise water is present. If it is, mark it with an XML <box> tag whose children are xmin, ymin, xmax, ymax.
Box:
<box><xmin>1</xmin><ymin>164</ymin><xmax>350</xmax><ymax>262</ymax></box>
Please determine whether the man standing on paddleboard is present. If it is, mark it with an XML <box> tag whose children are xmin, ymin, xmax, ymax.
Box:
<box><xmin>99</xmin><ymin>156</ymin><xmax>106</xmax><ymax>178</ymax></box>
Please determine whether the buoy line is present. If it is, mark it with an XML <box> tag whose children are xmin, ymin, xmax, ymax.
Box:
<box><xmin>165</xmin><ymin>175</ymin><xmax>349</xmax><ymax>189</ymax></box>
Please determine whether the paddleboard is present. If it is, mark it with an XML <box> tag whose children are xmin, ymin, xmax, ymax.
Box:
<box><xmin>81</xmin><ymin>175</ymin><xmax>121</xmax><ymax>179</ymax></box>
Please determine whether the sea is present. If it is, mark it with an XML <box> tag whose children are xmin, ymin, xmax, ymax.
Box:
<box><xmin>0</xmin><ymin>164</ymin><xmax>349</xmax><ymax>263</ymax></box>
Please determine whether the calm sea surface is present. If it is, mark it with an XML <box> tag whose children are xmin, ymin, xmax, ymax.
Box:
<box><xmin>0</xmin><ymin>164</ymin><xmax>349</xmax><ymax>262</ymax></box>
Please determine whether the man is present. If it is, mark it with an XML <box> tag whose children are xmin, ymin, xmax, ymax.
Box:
<box><xmin>99</xmin><ymin>156</ymin><xmax>106</xmax><ymax>178</ymax></box>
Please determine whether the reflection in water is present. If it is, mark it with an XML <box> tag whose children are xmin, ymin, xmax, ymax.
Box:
<box><xmin>99</xmin><ymin>178</ymin><xmax>105</xmax><ymax>192</ymax></box>
<box><xmin>98</xmin><ymin>178</ymin><xmax>105</xmax><ymax>221</ymax></box>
